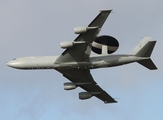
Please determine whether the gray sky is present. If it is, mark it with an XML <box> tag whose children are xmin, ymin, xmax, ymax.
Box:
<box><xmin>1</xmin><ymin>0</ymin><xmax>163</xmax><ymax>120</ymax></box>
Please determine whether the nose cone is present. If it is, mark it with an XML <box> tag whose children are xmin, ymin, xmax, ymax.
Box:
<box><xmin>6</xmin><ymin>60</ymin><xmax>21</xmax><ymax>68</ymax></box>
<box><xmin>6</xmin><ymin>61</ymin><xmax>11</xmax><ymax>66</ymax></box>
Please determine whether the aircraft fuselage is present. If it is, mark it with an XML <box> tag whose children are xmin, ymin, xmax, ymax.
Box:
<box><xmin>7</xmin><ymin>55</ymin><xmax>148</xmax><ymax>70</ymax></box>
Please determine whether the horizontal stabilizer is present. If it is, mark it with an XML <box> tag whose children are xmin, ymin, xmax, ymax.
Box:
<box><xmin>137</xmin><ymin>58</ymin><xmax>157</xmax><ymax>70</ymax></box>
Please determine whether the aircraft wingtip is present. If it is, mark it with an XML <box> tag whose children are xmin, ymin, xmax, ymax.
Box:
<box><xmin>99</xmin><ymin>9</ymin><xmax>113</xmax><ymax>12</ymax></box>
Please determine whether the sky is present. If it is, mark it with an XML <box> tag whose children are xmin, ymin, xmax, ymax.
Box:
<box><xmin>1</xmin><ymin>0</ymin><xmax>163</xmax><ymax>120</ymax></box>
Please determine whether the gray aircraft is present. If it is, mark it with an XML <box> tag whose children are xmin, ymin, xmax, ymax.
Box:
<box><xmin>7</xmin><ymin>10</ymin><xmax>157</xmax><ymax>104</ymax></box>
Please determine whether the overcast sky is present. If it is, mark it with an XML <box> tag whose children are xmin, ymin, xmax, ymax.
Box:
<box><xmin>1</xmin><ymin>0</ymin><xmax>163</xmax><ymax>120</ymax></box>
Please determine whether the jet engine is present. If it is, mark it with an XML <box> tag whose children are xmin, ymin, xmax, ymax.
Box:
<box><xmin>74</xmin><ymin>27</ymin><xmax>98</xmax><ymax>34</ymax></box>
<box><xmin>61</xmin><ymin>41</ymin><xmax>87</xmax><ymax>49</ymax></box>
<box><xmin>74</xmin><ymin>27</ymin><xmax>87</xmax><ymax>34</ymax></box>
<box><xmin>79</xmin><ymin>92</ymin><xmax>92</xmax><ymax>100</ymax></box>
<box><xmin>60</xmin><ymin>42</ymin><xmax>74</xmax><ymax>49</ymax></box>
<box><xmin>92</xmin><ymin>35</ymin><xmax>119</xmax><ymax>54</ymax></box>
<box><xmin>64</xmin><ymin>82</ymin><xmax>77</xmax><ymax>90</ymax></box>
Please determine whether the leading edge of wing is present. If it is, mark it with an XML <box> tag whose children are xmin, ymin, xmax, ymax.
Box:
<box><xmin>80</xmin><ymin>83</ymin><xmax>117</xmax><ymax>104</ymax></box>
<box><xmin>88</xmin><ymin>9</ymin><xmax>112</xmax><ymax>28</ymax></box>
<box><xmin>55</xmin><ymin>10</ymin><xmax>112</xmax><ymax>63</ymax></box>
<box><xmin>74</xmin><ymin>9</ymin><xmax>113</xmax><ymax>42</ymax></box>
<box><xmin>59</xmin><ymin>69</ymin><xmax>117</xmax><ymax>104</ymax></box>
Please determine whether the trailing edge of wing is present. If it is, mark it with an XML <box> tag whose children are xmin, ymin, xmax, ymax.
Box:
<box><xmin>55</xmin><ymin>10</ymin><xmax>112</xmax><ymax>63</ymax></box>
<box><xmin>58</xmin><ymin>69</ymin><xmax>117</xmax><ymax>104</ymax></box>
<box><xmin>88</xmin><ymin>9</ymin><xmax>112</xmax><ymax>28</ymax></box>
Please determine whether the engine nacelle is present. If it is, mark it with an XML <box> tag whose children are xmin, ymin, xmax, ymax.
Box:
<box><xmin>60</xmin><ymin>42</ymin><xmax>74</xmax><ymax>49</ymax></box>
<box><xmin>64</xmin><ymin>82</ymin><xmax>77</xmax><ymax>90</ymax></box>
<box><xmin>61</xmin><ymin>41</ymin><xmax>87</xmax><ymax>49</ymax></box>
<box><xmin>74</xmin><ymin>27</ymin><xmax>98</xmax><ymax>34</ymax></box>
<box><xmin>79</xmin><ymin>92</ymin><xmax>92</xmax><ymax>100</ymax></box>
<box><xmin>74</xmin><ymin>27</ymin><xmax>87</xmax><ymax>34</ymax></box>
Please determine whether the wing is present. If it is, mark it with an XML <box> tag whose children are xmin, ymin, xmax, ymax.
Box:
<box><xmin>55</xmin><ymin>10</ymin><xmax>116</xmax><ymax>103</ymax></box>
<box><xmin>59</xmin><ymin>69</ymin><xmax>117</xmax><ymax>104</ymax></box>
<box><xmin>55</xmin><ymin>10</ymin><xmax>112</xmax><ymax>63</ymax></box>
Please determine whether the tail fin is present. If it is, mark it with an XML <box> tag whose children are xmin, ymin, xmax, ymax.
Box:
<box><xmin>131</xmin><ymin>37</ymin><xmax>157</xmax><ymax>70</ymax></box>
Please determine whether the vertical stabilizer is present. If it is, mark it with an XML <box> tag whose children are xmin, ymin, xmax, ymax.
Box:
<box><xmin>130</xmin><ymin>37</ymin><xmax>156</xmax><ymax>57</ymax></box>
